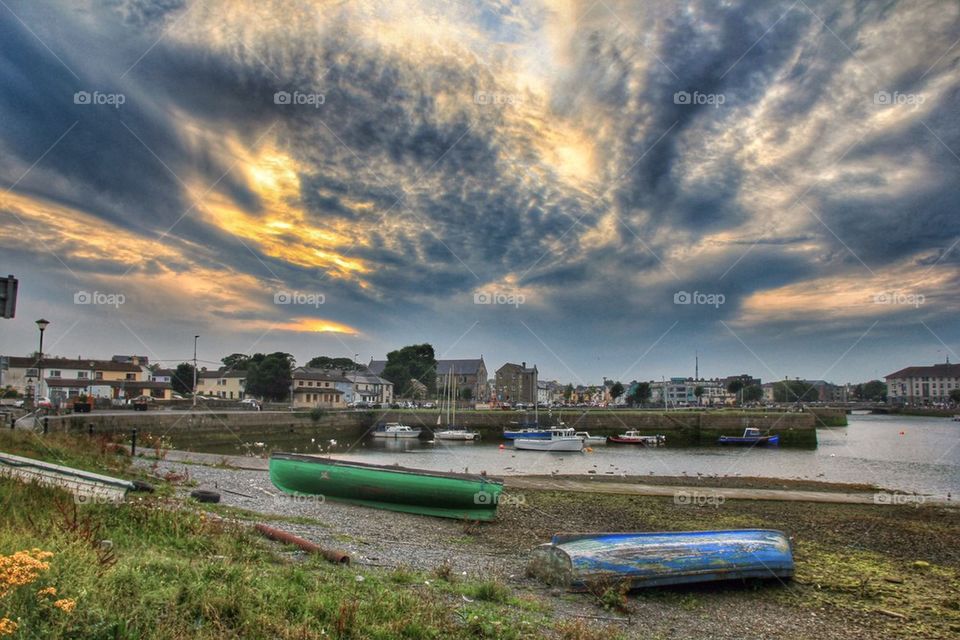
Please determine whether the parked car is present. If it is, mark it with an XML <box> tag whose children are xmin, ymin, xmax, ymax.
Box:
<box><xmin>240</xmin><ymin>398</ymin><xmax>262</xmax><ymax>411</ymax></box>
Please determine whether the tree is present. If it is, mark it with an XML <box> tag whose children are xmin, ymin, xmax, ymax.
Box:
<box><xmin>221</xmin><ymin>353</ymin><xmax>251</xmax><ymax>370</ymax></box>
<box><xmin>858</xmin><ymin>380</ymin><xmax>887</xmax><ymax>402</ymax></box>
<box><xmin>949</xmin><ymin>389</ymin><xmax>960</xmax><ymax>404</ymax></box>
<box><xmin>172</xmin><ymin>363</ymin><xmax>196</xmax><ymax>396</ymax></box>
<box><xmin>306</xmin><ymin>356</ymin><xmax>363</xmax><ymax>371</ymax></box>
<box><xmin>245</xmin><ymin>352</ymin><xmax>295</xmax><ymax>401</ymax></box>
<box><xmin>629</xmin><ymin>382</ymin><xmax>651</xmax><ymax>406</ymax></box>
<box><xmin>563</xmin><ymin>384</ymin><xmax>574</xmax><ymax>402</ymax></box>
<box><xmin>382</xmin><ymin>344</ymin><xmax>437</xmax><ymax>398</ymax></box>
<box><xmin>609</xmin><ymin>381</ymin><xmax>625</xmax><ymax>403</ymax></box>
<box><xmin>726</xmin><ymin>379</ymin><xmax>745</xmax><ymax>403</ymax></box>
<box><xmin>741</xmin><ymin>384</ymin><xmax>763</xmax><ymax>403</ymax></box>
<box><xmin>459</xmin><ymin>387</ymin><xmax>473</xmax><ymax>401</ymax></box>
<box><xmin>694</xmin><ymin>385</ymin><xmax>705</xmax><ymax>404</ymax></box>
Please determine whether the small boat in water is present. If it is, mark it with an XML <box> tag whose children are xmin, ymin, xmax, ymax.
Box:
<box><xmin>718</xmin><ymin>427</ymin><xmax>779</xmax><ymax>446</ymax></box>
<box><xmin>953</xmin><ymin>415</ymin><xmax>960</xmax><ymax>422</ymax></box>
<box><xmin>515</xmin><ymin>428</ymin><xmax>584</xmax><ymax>452</ymax></box>
<box><xmin>575</xmin><ymin>431</ymin><xmax>607</xmax><ymax>445</ymax></box>
<box><xmin>435</xmin><ymin>429</ymin><xmax>479</xmax><ymax>441</ymax></box>
<box><xmin>607</xmin><ymin>430</ymin><xmax>666</xmax><ymax>446</ymax></box>
<box><xmin>372</xmin><ymin>423</ymin><xmax>422</xmax><ymax>439</ymax></box>
<box><xmin>269</xmin><ymin>453</ymin><xmax>503</xmax><ymax>520</ymax></box>
<box><xmin>528</xmin><ymin>529</ymin><xmax>794</xmax><ymax>591</ymax></box>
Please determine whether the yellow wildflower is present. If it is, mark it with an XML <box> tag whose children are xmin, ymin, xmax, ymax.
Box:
<box><xmin>0</xmin><ymin>617</ymin><xmax>17</xmax><ymax>636</ymax></box>
<box><xmin>54</xmin><ymin>598</ymin><xmax>76</xmax><ymax>613</ymax></box>
<box><xmin>0</xmin><ymin>549</ymin><xmax>53</xmax><ymax>597</ymax></box>
<box><xmin>37</xmin><ymin>585</ymin><xmax>57</xmax><ymax>598</ymax></box>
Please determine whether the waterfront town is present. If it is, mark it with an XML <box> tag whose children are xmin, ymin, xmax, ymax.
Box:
<box><xmin>2</xmin><ymin>1</ymin><xmax>959</xmax><ymax>638</ymax></box>
<box><xmin>3</xmin><ymin>348</ymin><xmax>959</xmax><ymax>412</ymax></box>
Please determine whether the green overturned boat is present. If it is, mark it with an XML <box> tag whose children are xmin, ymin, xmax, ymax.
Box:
<box><xmin>269</xmin><ymin>453</ymin><xmax>504</xmax><ymax>520</ymax></box>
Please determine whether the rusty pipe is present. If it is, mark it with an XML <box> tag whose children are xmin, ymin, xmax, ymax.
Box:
<box><xmin>254</xmin><ymin>523</ymin><xmax>351</xmax><ymax>565</ymax></box>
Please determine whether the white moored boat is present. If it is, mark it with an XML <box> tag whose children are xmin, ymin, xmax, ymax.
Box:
<box><xmin>435</xmin><ymin>429</ymin><xmax>478</xmax><ymax>441</ymax></box>
<box><xmin>575</xmin><ymin>431</ymin><xmax>607</xmax><ymax>444</ymax></box>
<box><xmin>373</xmin><ymin>423</ymin><xmax>422</xmax><ymax>439</ymax></box>
<box><xmin>515</xmin><ymin>428</ymin><xmax>584</xmax><ymax>452</ymax></box>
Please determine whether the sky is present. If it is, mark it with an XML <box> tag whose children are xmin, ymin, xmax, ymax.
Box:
<box><xmin>1</xmin><ymin>0</ymin><xmax>959</xmax><ymax>385</ymax></box>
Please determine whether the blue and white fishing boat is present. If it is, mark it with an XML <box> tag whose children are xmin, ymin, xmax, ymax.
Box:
<box><xmin>718</xmin><ymin>427</ymin><xmax>779</xmax><ymax>446</ymax></box>
<box><xmin>503</xmin><ymin>427</ymin><xmax>551</xmax><ymax>440</ymax></box>
<box><xmin>528</xmin><ymin>529</ymin><xmax>794</xmax><ymax>591</ymax></box>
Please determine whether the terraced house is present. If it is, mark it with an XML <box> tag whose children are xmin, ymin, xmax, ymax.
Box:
<box><xmin>290</xmin><ymin>368</ymin><xmax>348</xmax><ymax>409</ymax></box>
<box><xmin>196</xmin><ymin>367</ymin><xmax>247</xmax><ymax>399</ymax></box>
<box><xmin>0</xmin><ymin>355</ymin><xmax>171</xmax><ymax>404</ymax></box>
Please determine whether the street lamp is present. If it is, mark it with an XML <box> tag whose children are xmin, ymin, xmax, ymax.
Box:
<box><xmin>35</xmin><ymin>319</ymin><xmax>49</xmax><ymax>406</ymax></box>
<box><xmin>192</xmin><ymin>335</ymin><xmax>199</xmax><ymax>409</ymax></box>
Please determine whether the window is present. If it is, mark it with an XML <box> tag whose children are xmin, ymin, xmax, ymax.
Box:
<box><xmin>126</xmin><ymin>373</ymin><xmax>136</xmax><ymax>380</ymax></box>
<box><xmin>95</xmin><ymin>371</ymin><xmax>103</xmax><ymax>380</ymax></box>
<box><xmin>77</xmin><ymin>371</ymin><xmax>88</xmax><ymax>379</ymax></box>
<box><xmin>49</xmin><ymin>370</ymin><xmax>61</xmax><ymax>378</ymax></box>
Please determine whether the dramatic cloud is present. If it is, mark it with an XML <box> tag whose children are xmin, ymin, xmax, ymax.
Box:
<box><xmin>1</xmin><ymin>0</ymin><xmax>958</xmax><ymax>381</ymax></box>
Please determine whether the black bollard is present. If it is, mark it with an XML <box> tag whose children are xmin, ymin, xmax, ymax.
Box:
<box><xmin>88</xmin><ymin>423</ymin><xmax>94</xmax><ymax>436</ymax></box>
<box><xmin>43</xmin><ymin>416</ymin><xmax>48</xmax><ymax>434</ymax></box>
<box><xmin>131</xmin><ymin>428</ymin><xmax>137</xmax><ymax>456</ymax></box>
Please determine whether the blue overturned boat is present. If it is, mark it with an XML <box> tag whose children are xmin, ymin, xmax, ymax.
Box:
<box><xmin>528</xmin><ymin>529</ymin><xmax>794</xmax><ymax>591</ymax></box>
<box><xmin>718</xmin><ymin>427</ymin><xmax>779</xmax><ymax>446</ymax></box>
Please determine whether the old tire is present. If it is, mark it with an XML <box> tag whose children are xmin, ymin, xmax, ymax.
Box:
<box><xmin>130</xmin><ymin>480</ymin><xmax>155</xmax><ymax>493</ymax></box>
<box><xmin>190</xmin><ymin>489</ymin><xmax>220</xmax><ymax>503</ymax></box>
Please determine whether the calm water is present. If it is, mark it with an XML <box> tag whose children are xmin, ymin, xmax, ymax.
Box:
<box><xmin>193</xmin><ymin>415</ymin><xmax>960</xmax><ymax>496</ymax></box>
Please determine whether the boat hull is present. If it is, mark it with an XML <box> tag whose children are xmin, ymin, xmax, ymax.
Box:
<box><xmin>607</xmin><ymin>437</ymin><xmax>663</xmax><ymax>445</ymax></box>
<box><xmin>372</xmin><ymin>431</ymin><xmax>422</xmax><ymax>439</ymax></box>
<box><xmin>503</xmin><ymin>430</ymin><xmax>550</xmax><ymax>440</ymax></box>
<box><xmin>514</xmin><ymin>438</ymin><xmax>584</xmax><ymax>452</ymax></box>
<box><xmin>435</xmin><ymin>430</ymin><xmax>478</xmax><ymax>441</ymax></box>
<box><xmin>528</xmin><ymin>529</ymin><xmax>794</xmax><ymax>591</ymax></box>
<box><xmin>269</xmin><ymin>453</ymin><xmax>502</xmax><ymax>520</ymax></box>
<box><xmin>718</xmin><ymin>435</ymin><xmax>779</xmax><ymax>445</ymax></box>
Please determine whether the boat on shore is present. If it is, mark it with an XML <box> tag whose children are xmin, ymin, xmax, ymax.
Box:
<box><xmin>515</xmin><ymin>428</ymin><xmax>584</xmax><ymax>452</ymax></box>
<box><xmin>718</xmin><ymin>427</ymin><xmax>779</xmax><ymax>446</ymax></box>
<box><xmin>269</xmin><ymin>453</ymin><xmax>503</xmax><ymax>520</ymax></box>
<box><xmin>607</xmin><ymin>430</ymin><xmax>666</xmax><ymax>446</ymax></box>
<box><xmin>0</xmin><ymin>451</ymin><xmax>135</xmax><ymax>502</ymax></box>
<box><xmin>372</xmin><ymin>423</ymin><xmax>422</xmax><ymax>439</ymax></box>
<box><xmin>574</xmin><ymin>431</ymin><xmax>607</xmax><ymax>445</ymax></box>
<box><xmin>528</xmin><ymin>529</ymin><xmax>794</xmax><ymax>591</ymax></box>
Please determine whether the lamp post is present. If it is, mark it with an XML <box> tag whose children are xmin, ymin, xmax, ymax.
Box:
<box><xmin>192</xmin><ymin>335</ymin><xmax>199</xmax><ymax>409</ymax></box>
<box><xmin>35</xmin><ymin>319</ymin><xmax>49</xmax><ymax>406</ymax></box>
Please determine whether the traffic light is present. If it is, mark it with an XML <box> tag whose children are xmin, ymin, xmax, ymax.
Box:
<box><xmin>0</xmin><ymin>275</ymin><xmax>18</xmax><ymax>319</ymax></box>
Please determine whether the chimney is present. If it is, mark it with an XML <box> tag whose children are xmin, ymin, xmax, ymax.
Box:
<box><xmin>522</xmin><ymin>362</ymin><xmax>526</xmax><ymax>369</ymax></box>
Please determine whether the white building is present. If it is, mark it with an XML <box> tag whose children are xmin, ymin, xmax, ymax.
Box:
<box><xmin>885</xmin><ymin>363</ymin><xmax>960</xmax><ymax>405</ymax></box>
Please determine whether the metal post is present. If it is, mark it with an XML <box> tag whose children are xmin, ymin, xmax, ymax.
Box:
<box><xmin>192</xmin><ymin>335</ymin><xmax>199</xmax><ymax>409</ymax></box>
<box><xmin>43</xmin><ymin>416</ymin><xmax>48</xmax><ymax>434</ymax></box>
<box><xmin>131</xmin><ymin>428</ymin><xmax>137</xmax><ymax>456</ymax></box>
<box><xmin>88</xmin><ymin>423</ymin><xmax>94</xmax><ymax>436</ymax></box>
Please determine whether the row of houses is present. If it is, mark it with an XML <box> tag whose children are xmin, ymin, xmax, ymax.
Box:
<box><xmin>885</xmin><ymin>362</ymin><xmax>960</xmax><ymax>405</ymax></box>
<box><xmin>0</xmin><ymin>355</ymin><xmax>174</xmax><ymax>404</ymax></box>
